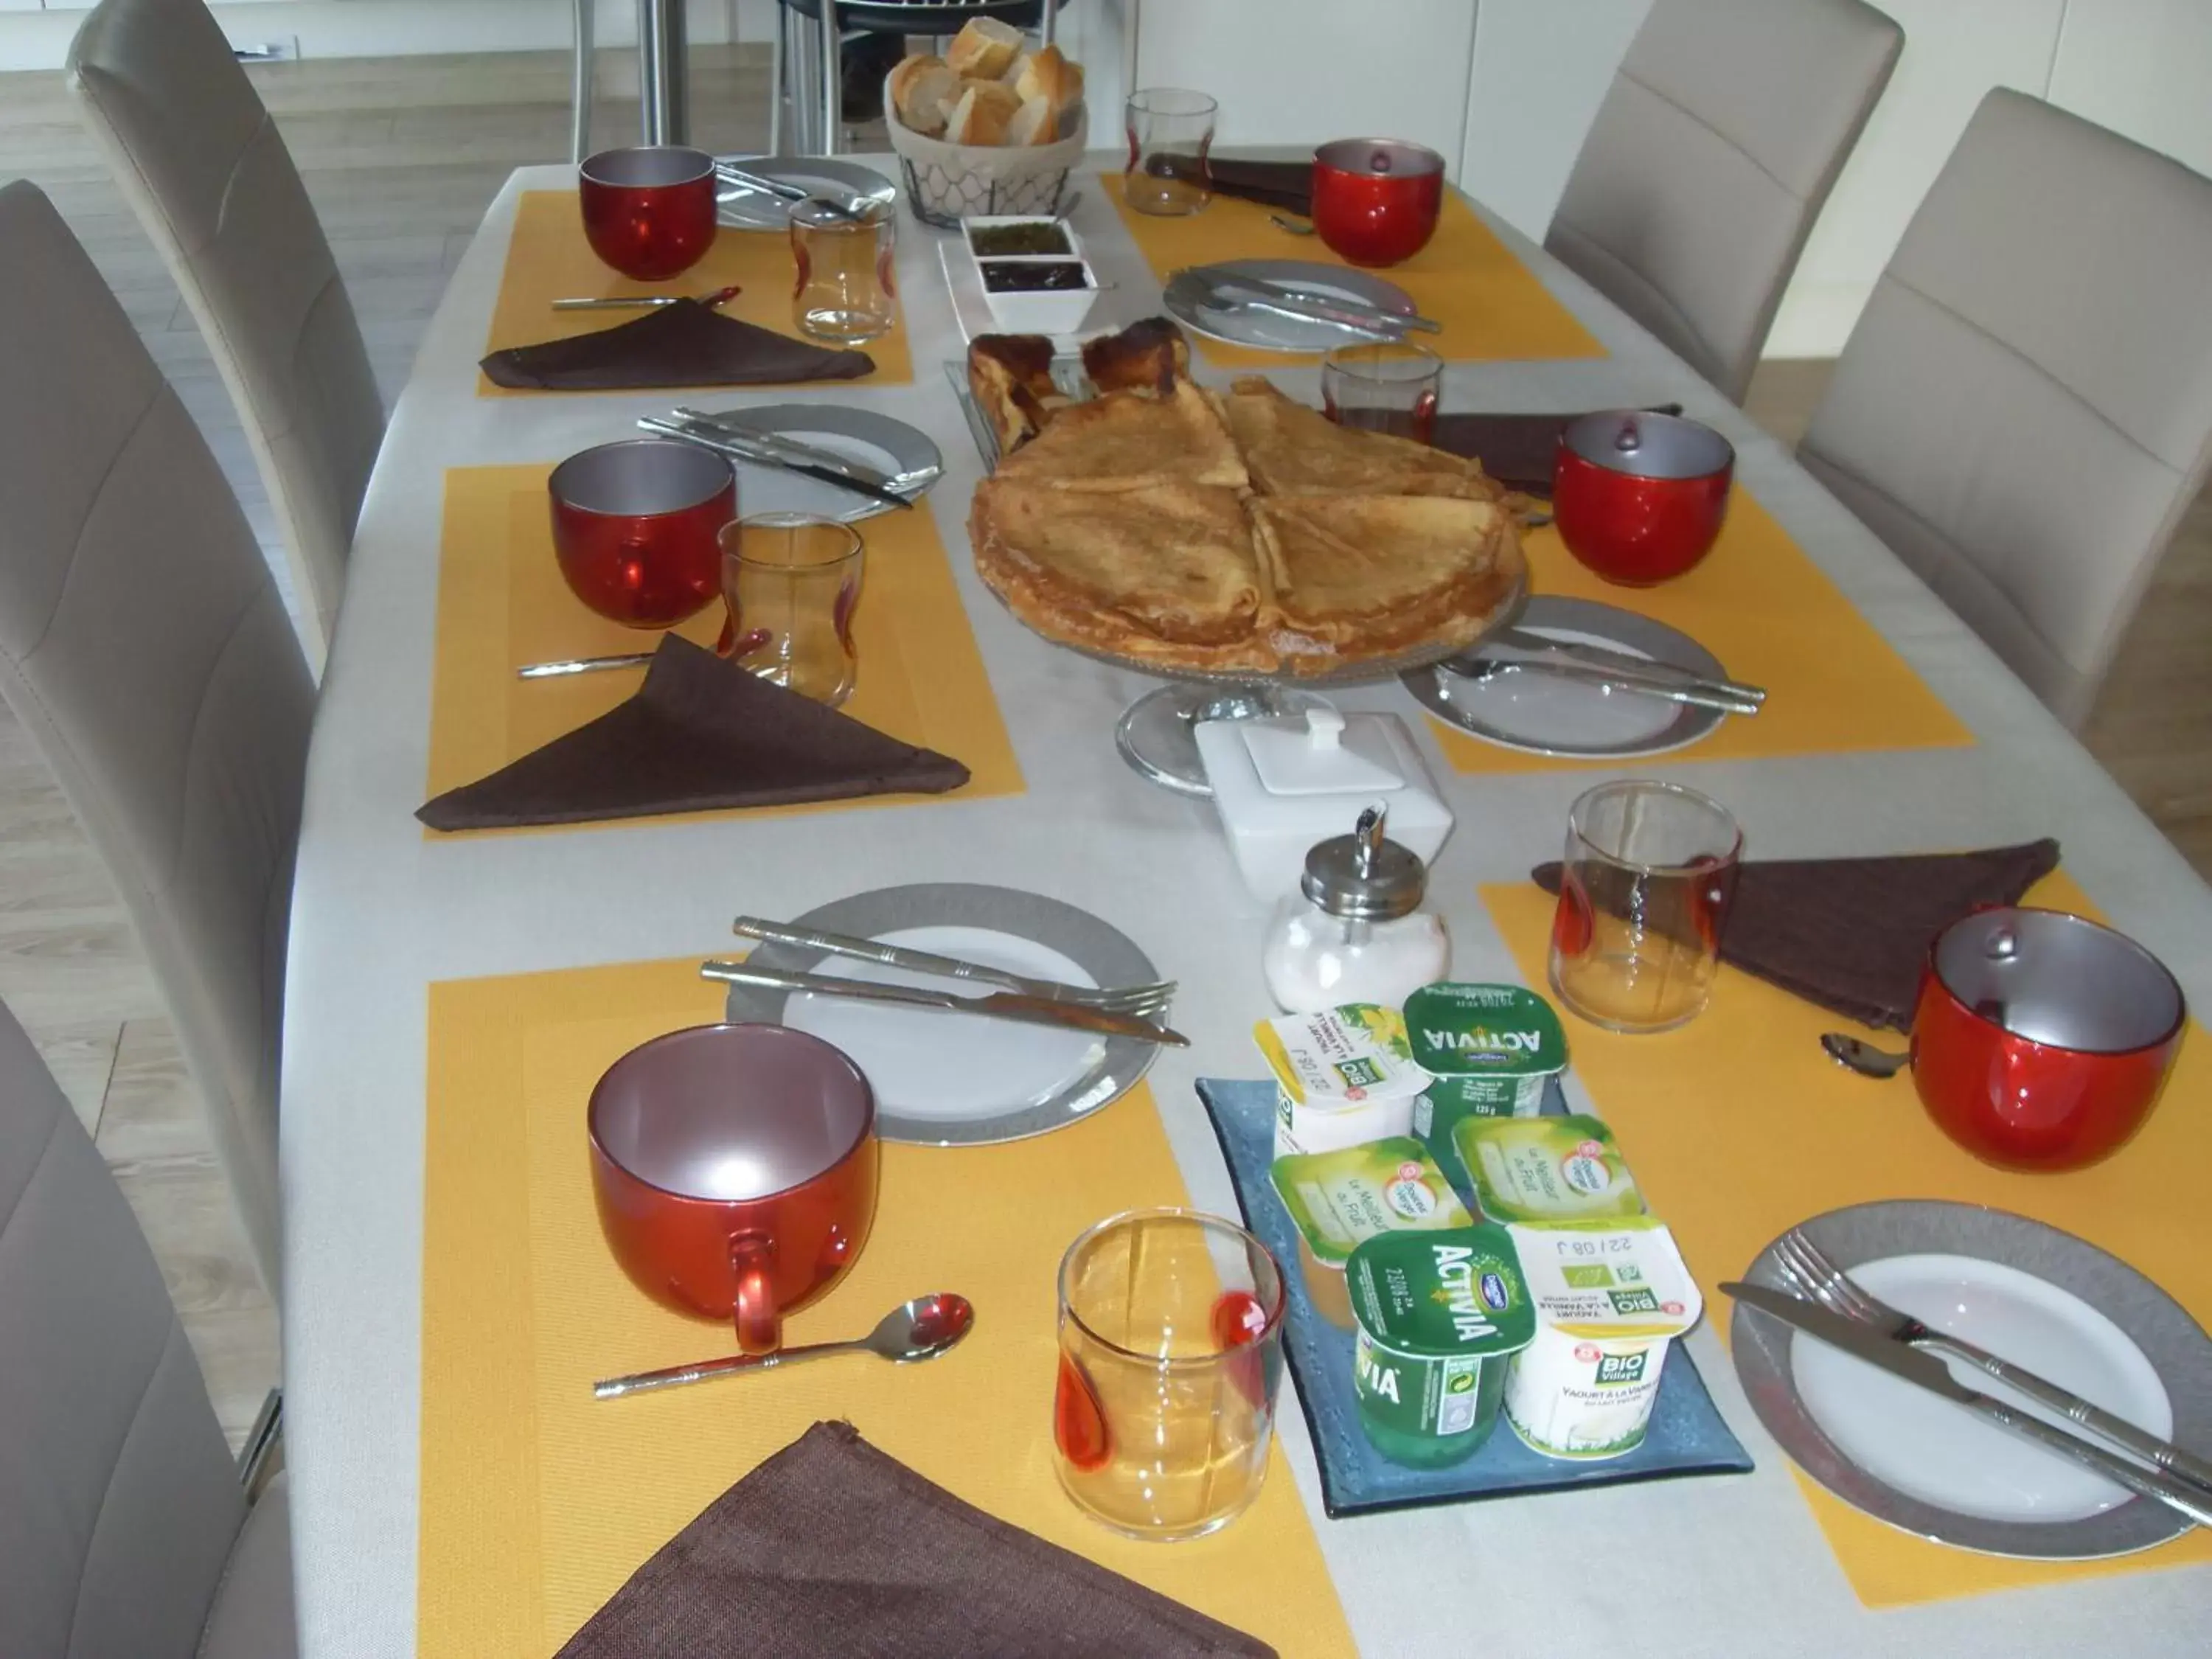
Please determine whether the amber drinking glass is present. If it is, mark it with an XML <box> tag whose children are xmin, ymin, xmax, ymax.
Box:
<box><xmin>1322</xmin><ymin>341</ymin><xmax>1442</xmax><ymax>442</ymax></box>
<box><xmin>1548</xmin><ymin>780</ymin><xmax>1742</xmax><ymax>1033</ymax></box>
<box><xmin>1053</xmin><ymin>1208</ymin><xmax>1286</xmax><ymax>1541</ymax></box>
<box><xmin>720</xmin><ymin>514</ymin><xmax>864</xmax><ymax>706</ymax></box>
<box><xmin>1124</xmin><ymin>89</ymin><xmax>1218</xmax><ymax>215</ymax></box>
<box><xmin>790</xmin><ymin>195</ymin><xmax>897</xmax><ymax>344</ymax></box>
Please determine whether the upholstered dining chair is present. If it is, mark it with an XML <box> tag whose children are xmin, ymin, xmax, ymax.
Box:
<box><xmin>1798</xmin><ymin>90</ymin><xmax>2212</xmax><ymax>730</ymax></box>
<box><xmin>66</xmin><ymin>0</ymin><xmax>386</xmax><ymax>668</ymax></box>
<box><xmin>0</xmin><ymin>993</ymin><xmax>295</xmax><ymax>1659</ymax></box>
<box><xmin>1547</xmin><ymin>0</ymin><xmax>1903</xmax><ymax>403</ymax></box>
<box><xmin>0</xmin><ymin>180</ymin><xmax>312</xmax><ymax>1296</ymax></box>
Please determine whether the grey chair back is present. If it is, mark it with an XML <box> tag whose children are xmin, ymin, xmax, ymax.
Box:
<box><xmin>1800</xmin><ymin>90</ymin><xmax>2212</xmax><ymax>728</ymax></box>
<box><xmin>67</xmin><ymin>0</ymin><xmax>386</xmax><ymax>666</ymax></box>
<box><xmin>0</xmin><ymin>180</ymin><xmax>312</xmax><ymax>1293</ymax></box>
<box><xmin>1547</xmin><ymin>0</ymin><xmax>1903</xmax><ymax>402</ymax></box>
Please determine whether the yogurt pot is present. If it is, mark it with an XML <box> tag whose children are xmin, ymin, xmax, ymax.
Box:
<box><xmin>1405</xmin><ymin>983</ymin><xmax>1569</xmax><ymax>1194</ymax></box>
<box><xmin>1503</xmin><ymin>1217</ymin><xmax>1703</xmax><ymax>1459</ymax></box>
<box><xmin>1254</xmin><ymin>1004</ymin><xmax>1430</xmax><ymax>1158</ymax></box>
<box><xmin>1270</xmin><ymin>1138</ymin><xmax>1474</xmax><ymax>1329</ymax></box>
<box><xmin>1346</xmin><ymin>1223</ymin><xmax>1534</xmax><ymax>1467</ymax></box>
<box><xmin>1451</xmin><ymin>1113</ymin><xmax>1644</xmax><ymax>1223</ymax></box>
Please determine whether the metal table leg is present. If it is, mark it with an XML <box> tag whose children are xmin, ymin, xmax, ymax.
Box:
<box><xmin>819</xmin><ymin>3</ymin><xmax>842</xmax><ymax>157</ymax></box>
<box><xmin>638</xmin><ymin>0</ymin><xmax>689</xmax><ymax>147</ymax></box>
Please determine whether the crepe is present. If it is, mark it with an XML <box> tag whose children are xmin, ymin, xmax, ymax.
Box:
<box><xmin>970</xmin><ymin>479</ymin><xmax>1271</xmax><ymax>669</ymax></box>
<box><xmin>967</xmin><ymin>333</ymin><xmax>1067</xmax><ymax>456</ymax></box>
<box><xmin>991</xmin><ymin>380</ymin><xmax>1248</xmax><ymax>493</ymax></box>
<box><xmin>1251</xmin><ymin>495</ymin><xmax>1523</xmax><ymax>661</ymax></box>
<box><xmin>1218</xmin><ymin>377</ymin><xmax>1502</xmax><ymax>501</ymax></box>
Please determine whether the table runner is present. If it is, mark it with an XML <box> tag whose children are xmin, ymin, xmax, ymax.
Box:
<box><xmin>1481</xmin><ymin>872</ymin><xmax>2212</xmax><ymax>1607</ymax></box>
<box><xmin>1420</xmin><ymin>492</ymin><xmax>1972</xmax><ymax>773</ymax></box>
<box><xmin>424</xmin><ymin>465</ymin><xmax>1021</xmax><ymax>825</ymax></box>
<box><xmin>481</xmin><ymin>192</ymin><xmax>917</xmax><ymax>394</ymax></box>
<box><xmin>418</xmin><ymin>958</ymin><xmax>1357</xmax><ymax>1657</ymax></box>
<box><xmin>1102</xmin><ymin>175</ymin><xmax>1604</xmax><ymax>367</ymax></box>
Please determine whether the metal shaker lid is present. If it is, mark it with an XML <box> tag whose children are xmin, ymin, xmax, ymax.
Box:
<box><xmin>1301</xmin><ymin>804</ymin><xmax>1427</xmax><ymax>919</ymax></box>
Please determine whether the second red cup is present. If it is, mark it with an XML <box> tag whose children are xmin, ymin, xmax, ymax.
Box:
<box><xmin>579</xmin><ymin>145</ymin><xmax>719</xmax><ymax>281</ymax></box>
<box><xmin>1310</xmin><ymin>138</ymin><xmax>1444</xmax><ymax>268</ymax></box>
<box><xmin>1554</xmin><ymin>411</ymin><xmax>1734</xmax><ymax>586</ymax></box>
<box><xmin>548</xmin><ymin>438</ymin><xmax>733</xmax><ymax>627</ymax></box>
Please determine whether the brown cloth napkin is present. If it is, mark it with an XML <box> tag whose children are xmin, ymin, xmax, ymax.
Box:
<box><xmin>480</xmin><ymin>298</ymin><xmax>875</xmax><ymax>392</ymax></box>
<box><xmin>554</xmin><ymin>1420</ymin><xmax>1278</xmax><ymax>1658</ymax></box>
<box><xmin>1156</xmin><ymin>154</ymin><xmax>1313</xmax><ymax>215</ymax></box>
<box><xmin>417</xmin><ymin>636</ymin><xmax>968</xmax><ymax>831</ymax></box>
<box><xmin>1427</xmin><ymin>414</ymin><xmax>1578</xmax><ymax>497</ymax></box>
<box><xmin>1532</xmin><ymin>840</ymin><xmax>2062</xmax><ymax>1032</ymax></box>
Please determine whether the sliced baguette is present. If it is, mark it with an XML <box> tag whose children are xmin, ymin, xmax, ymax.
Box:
<box><xmin>1007</xmin><ymin>94</ymin><xmax>1058</xmax><ymax>147</ymax></box>
<box><xmin>1014</xmin><ymin>45</ymin><xmax>1082</xmax><ymax>116</ymax></box>
<box><xmin>944</xmin><ymin>80</ymin><xmax>1017</xmax><ymax>146</ymax></box>
<box><xmin>946</xmin><ymin>15</ymin><xmax>1023</xmax><ymax>80</ymax></box>
<box><xmin>888</xmin><ymin>55</ymin><xmax>958</xmax><ymax>136</ymax></box>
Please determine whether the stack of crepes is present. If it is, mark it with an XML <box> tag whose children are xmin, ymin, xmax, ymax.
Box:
<box><xmin>966</xmin><ymin>321</ymin><xmax>1526</xmax><ymax>676</ymax></box>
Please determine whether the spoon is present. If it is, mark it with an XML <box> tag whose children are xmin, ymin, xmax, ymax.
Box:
<box><xmin>592</xmin><ymin>1292</ymin><xmax>975</xmax><ymax>1399</ymax></box>
<box><xmin>1822</xmin><ymin>1032</ymin><xmax>1910</xmax><ymax>1079</ymax></box>
<box><xmin>1270</xmin><ymin>213</ymin><xmax>1316</xmax><ymax>236</ymax></box>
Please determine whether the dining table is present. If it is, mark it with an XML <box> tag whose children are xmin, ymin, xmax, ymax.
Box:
<box><xmin>280</xmin><ymin>155</ymin><xmax>2212</xmax><ymax>1657</ymax></box>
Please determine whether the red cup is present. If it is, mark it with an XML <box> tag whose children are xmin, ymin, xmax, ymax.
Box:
<box><xmin>1554</xmin><ymin>411</ymin><xmax>1734</xmax><ymax>585</ymax></box>
<box><xmin>579</xmin><ymin>145</ymin><xmax>719</xmax><ymax>280</ymax></box>
<box><xmin>588</xmin><ymin>1023</ymin><xmax>879</xmax><ymax>1354</ymax></box>
<box><xmin>1310</xmin><ymin>139</ymin><xmax>1445</xmax><ymax>268</ymax></box>
<box><xmin>547</xmin><ymin>438</ymin><xmax>734</xmax><ymax>627</ymax></box>
<box><xmin>1910</xmin><ymin>908</ymin><xmax>2183</xmax><ymax>1172</ymax></box>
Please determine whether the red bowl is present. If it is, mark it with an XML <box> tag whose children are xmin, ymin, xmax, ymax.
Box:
<box><xmin>579</xmin><ymin>145</ymin><xmax>719</xmax><ymax>281</ymax></box>
<box><xmin>1554</xmin><ymin>411</ymin><xmax>1733</xmax><ymax>585</ymax></box>
<box><xmin>588</xmin><ymin>1023</ymin><xmax>879</xmax><ymax>1354</ymax></box>
<box><xmin>1310</xmin><ymin>138</ymin><xmax>1445</xmax><ymax>268</ymax></box>
<box><xmin>1910</xmin><ymin>908</ymin><xmax>2183</xmax><ymax>1172</ymax></box>
<box><xmin>547</xmin><ymin>438</ymin><xmax>733</xmax><ymax>627</ymax></box>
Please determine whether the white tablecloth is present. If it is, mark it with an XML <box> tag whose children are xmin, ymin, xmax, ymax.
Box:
<box><xmin>282</xmin><ymin>161</ymin><xmax>2212</xmax><ymax>1657</ymax></box>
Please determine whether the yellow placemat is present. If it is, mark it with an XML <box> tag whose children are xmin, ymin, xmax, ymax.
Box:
<box><xmin>480</xmin><ymin>190</ymin><xmax>915</xmax><ymax>394</ymax></box>
<box><xmin>1427</xmin><ymin>491</ymin><xmax>1973</xmax><ymax>773</ymax></box>
<box><xmin>423</xmin><ymin>465</ymin><xmax>1022</xmax><ymax>828</ymax></box>
<box><xmin>418</xmin><ymin>958</ymin><xmax>1357</xmax><ymax>1658</ymax></box>
<box><xmin>1104</xmin><ymin>173</ymin><xmax>1604</xmax><ymax>367</ymax></box>
<box><xmin>1483</xmin><ymin>872</ymin><xmax>2212</xmax><ymax>1607</ymax></box>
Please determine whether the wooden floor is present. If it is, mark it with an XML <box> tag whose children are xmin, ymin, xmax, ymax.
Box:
<box><xmin>0</xmin><ymin>48</ymin><xmax>2205</xmax><ymax>1450</ymax></box>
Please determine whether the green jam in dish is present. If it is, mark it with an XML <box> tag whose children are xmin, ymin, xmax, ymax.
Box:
<box><xmin>967</xmin><ymin>220</ymin><xmax>1073</xmax><ymax>257</ymax></box>
<box><xmin>980</xmin><ymin>260</ymin><xmax>1091</xmax><ymax>293</ymax></box>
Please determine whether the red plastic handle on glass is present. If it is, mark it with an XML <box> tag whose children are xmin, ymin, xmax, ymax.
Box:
<box><xmin>729</xmin><ymin>1232</ymin><xmax>780</xmax><ymax>1355</ymax></box>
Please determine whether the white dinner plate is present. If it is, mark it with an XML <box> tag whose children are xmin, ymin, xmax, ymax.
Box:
<box><xmin>1400</xmin><ymin>594</ymin><xmax>1728</xmax><ymax>757</ymax></box>
<box><xmin>1731</xmin><ymin>1200</ymin><xmax>2212</xmax><ymax>1559</ymax></box>
<box><xmin>682</xmin><ymin>403</ymin><xmax>941</xmax><ymax>521</ymax></box>
<box><xmin>715</xmin><ymin>156</ymin><xmax>897</xmax><ymax>231</ymax></box>
<box><xmin>1164</xmin><ymin>259</ymin><xmax>1417</xmax><ymax>353</ymax></box>
<box><xmin>718</xmin><ymin>883</ymin><xmax>1163</xmax><ymax>1146</ymax></box>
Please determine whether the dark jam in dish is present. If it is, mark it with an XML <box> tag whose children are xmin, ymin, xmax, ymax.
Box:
<box><xmin>968</xmin><ymin>220</ymin><xmax>1073</xmax><ymax>257</ymax></box>
<box><xmin>981</xmin><ymin>260</ymin><xmax>1091</xmax><ymax>293</ymax></box>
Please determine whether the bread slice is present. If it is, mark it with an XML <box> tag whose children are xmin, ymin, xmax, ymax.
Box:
<box><xmin>967</xmin><ymin>334</ymin><xmax>1066</xmax><ymax>456</ymax></box>
<box><xmin>1220</xmin><ymin>378</ymin><xmax>1502</xmax><ymax>501</ymax></box>
<box><xmin>1008</xmin><ymin>94</ymin><xmax>1058</xmax><ymax>147</ymax></box>
<box><xmin>1251</xmin><ymin>494</ymin><xmax>1523</xmax><ymax>662</ymax></box>
<box><xmin>972</xmin><ymin>479</ymin><xmax>1269</xmax><ymax>656</ymax></box>
<box><xmin>1082</xmin><ymin>316</ymin><xmax>1189</xmax><ymax>397</ymax></box>
<box><xmin>992</xmin><ymin>380</ymin><xmax>1248</xmax><ymax>493</ymax></box>
<box><xmin>945</xmin><ymin>78</ymin><xmax>1020</xmax><ymax>145</ymax></box>
<box><xmin>888</xmin><ymin>55</ymin><xmax>957</xmax><ymax>135</ymax></box>
<box><xmin>947</xmin><ymin>16</ymin><xmax>1023</xmax><ymax>79</ymax></box>
<box><xmin>1015</xmin><ymin>44</ymin><xmax>1083</xmax><ymax>114</ymax></box>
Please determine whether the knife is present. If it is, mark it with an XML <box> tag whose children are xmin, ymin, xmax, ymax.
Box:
<box><xmin>699</xmin><ymin>961</ymin><xmax>1191</xmax><ymax>1047</ymax></box>
<box><xmin>1486</xmin><ymin>628</ymin><xmax>1767</xmax><ymax>704</ymax></box>
<box><xmin>638</xmin><ymin>417</ymin><xmax>914</xmax><ymax>512</ymax></box>
<box><xmin>730</xmin><ymin>917</ymin><xmax>1173</xmax><ymax>1007</ymax></box>
<box><xmin>1189</xmin><ymin>268</ymin><xmax>1441</xmax><ymax>335</ymax></box>
<box><xmin>669</xmin><ymin>407</ymin><xmax>939</xmax><ymax>490</ymax></box>
<box><xmin>1722</xmin><ymin>1282</ymin><xmax>2212</xmax><ymax>1526</ymax></box>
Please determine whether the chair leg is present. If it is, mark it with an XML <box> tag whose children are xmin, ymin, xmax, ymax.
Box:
<box><xmin>768</xmin><ymin>0</ymin><xmax>786</xmax><ymax>154</ymax></box>
<box><xmin>819</xmin><ymin>8</ymin><xmax>841</xmax><ymax>158</ymax></box>
<box><xmin>570</xmin><ymin>0</ymin><xmax>594</xmax><ymax>164</ymax></box>
<box><xmin>1042</xmin><ymin>0</ymin><xmax>1060</xmax><ymax>48</ymax></box>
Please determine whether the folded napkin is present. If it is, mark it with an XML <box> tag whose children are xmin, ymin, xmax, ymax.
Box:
<box><xmin>1155</xmin><ymin>154</ymin><xmax>1313</xmax><ymax>216</ymax></box>
<box><xmin>418</xmin><ymin>636</ymin><xmax>968</xmax><ymax>831</ymax></box>
<box><xmin>555</xmin><ymin>1420</ymin><xmax>1277</xmax><ymax>1658</ymax></box>
<box><xmin>1532</xmin><ymin>840</ymin><xmax>2062</xmax><ymax>1032</ymax></box>
<box><xmin>480</xmin><ymin>298</ymin><xmax>875</xmax><ymax>392</ymax></box>
<box><xmin>1427</xmin><ymin>414</ymin><xmax>1576</xmax><ymax>497</ymax></box>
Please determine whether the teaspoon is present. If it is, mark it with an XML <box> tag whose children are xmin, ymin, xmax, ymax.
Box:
<box><xmin>1821</xmin><ymin>1032</ymin><xmax>1910</xmax><ymax>1079</ymax></box>
<box><xmin>593</xmin><ymin>1291</ymin><xmax>975</xmax><ymax>1399</ymax></box>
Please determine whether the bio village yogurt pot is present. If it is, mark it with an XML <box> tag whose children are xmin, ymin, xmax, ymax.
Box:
<box><xmin>1503</xmin><ymin>1217</ymin><xmax>1703</xmax><ymax>1460</ymax></box>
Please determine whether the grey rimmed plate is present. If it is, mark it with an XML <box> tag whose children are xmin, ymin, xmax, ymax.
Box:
<box><xmin>716</xmin><ymin>156</ymin><xmax>897</xmax><ymax>231</ymax></box>
<box><xmin>720</xmin><ymin>883</ymin><xmax>1161</xmax><ymax>1146</ymax></box>
<box><xmin>1731</xmin><ymin>1199</ymin><xmax>2212</xmax><ymax>1559</ymax></box>
<box><xmin>1402</xmin><ymin>594</ymin><xmax>1728</xmax><ymax>758</ymax></box>
<box><xmin>685</xmin><ymin>403</ymin><xmax>940</xmax><ymax>521</ymax></box>
<box><xmin>1164</xmin><ymin>259</ymin><xmax>1416</xmax><ymax>353</ymax></box>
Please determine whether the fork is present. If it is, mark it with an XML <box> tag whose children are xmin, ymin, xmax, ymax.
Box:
<box><xmin>728</xmin><ymin>917</ymin><xmax>1177</xmax><ymax>1018</ymax></box>
<box><xmin>1775</xmin><ymin>1227</ymin><xmax>2212</xmax><ymax>1493</ymax></box>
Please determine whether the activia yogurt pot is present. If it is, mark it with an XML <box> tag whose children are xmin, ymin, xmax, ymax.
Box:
<box><xmin>1347</xmin><ymin>1223</ymin><xmax>1534</xmax><ymax>1467</ymax></box>
<box><xmin>1451</xmin><ymin>1113</ymin><xmax>1644</xmax><ymax>1223</ymax></box>
<box><xmin>1405</xmin><ymin>983</ymin><xmax>1569</xmax><ymax>1192</ymax></box>
<box><xmin>1254</xmin><ymin>1004</ymin><xmax>1430</xmax><ymax>1158</ymax></box>
<box><xmin>1269</xmin><ymin>1138</ymin><xmax>1474</xmax><ymax>1329</ymax></box>
<box><xmin>1503</xmin><ymin>1217</ymin><xmax>1703</xmax><ymax>1460</ymax></box>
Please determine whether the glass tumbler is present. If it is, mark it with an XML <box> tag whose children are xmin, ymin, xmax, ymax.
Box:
<box><xmin>1054</xmin><ymin>1208</ymin><xmax>1286</xmax><ymax>1541</ymax></box>
<box><xmin>789</xmin><ymin>195</ymin><xmax>897</xmax><ymax>344</ymax></box>
<box><xmin>1124</xmin><ymin>89</ymin><xmax>1219</xmax><ymax>216</ymax></box>
<box><xmin>1322</xmin><ymin>341</ymin><xmax>1444</xmax><ymax>442</ymax></box>
<box><xmin>1548</xmin><ymin>779</ymin><xmax>1742</xmax><ymax>1034</ymax></box>
<box><xmin>719</xmin><ymin>514</ymin><xmax>865</xmax><ymax>706</ymax></box>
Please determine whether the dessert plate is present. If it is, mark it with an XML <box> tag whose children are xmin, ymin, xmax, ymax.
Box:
<box><xmin>1165</xmin><ymin>260</ymin><xmax>1416</xmax><ymax>352</ymax></box>
<box><xmin>716</xmin><ymin>156</ymin><xmax>897</xmax><ymax>231</ymax></box>
<box><xmin>681</xmin><ymin>403</ymin><xmax>940</xmax><ymax>521</ymax></box>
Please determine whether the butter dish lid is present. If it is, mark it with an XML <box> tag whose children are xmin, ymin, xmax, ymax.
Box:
<box><xmin>1270</xmin><ymin>1137</ymin><xmax>1472</xmax><ymax>1266</ymax></box>
<box><xmin>1242</xmin><ymin>706</ymin><xmax>1405</xmax><ymax>797</ymax></box>
<box><xmin>1347</xmin><ymin>1224</ymin><xmax>1534</xmax><ymax>1357</ymax></box>
<box><xmin>1402</xmin><ymin>982</ymin><xmax>1567</xmax><ymax>1077</ymax></box>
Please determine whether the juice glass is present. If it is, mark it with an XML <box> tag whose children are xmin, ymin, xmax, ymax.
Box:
<box><xmin>1323</xmin><ymin>341</ymin><xmax>1442</xmax><ymax>442</ymax></box>
<box><xmin>790</xmin><ymin>195</ymin><xmax>897</xmax><ymax>344</ymax></box>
